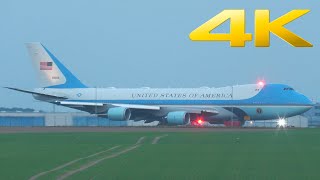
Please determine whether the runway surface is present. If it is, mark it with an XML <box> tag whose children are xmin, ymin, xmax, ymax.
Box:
<box><xmin>0</xmin><ymin>127</ymin><xmax>278</xmax><ymax>134</ymax></box>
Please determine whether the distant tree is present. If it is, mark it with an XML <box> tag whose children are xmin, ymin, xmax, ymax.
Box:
<box><xmin>0</xmin><ymin>107</ymin><xmax>45</xmax><ymax>112</ymax></box>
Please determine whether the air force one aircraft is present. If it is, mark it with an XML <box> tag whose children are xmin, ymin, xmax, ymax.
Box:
<box><xmin>6</xmin><ymin>43</ymin><xmax>313</xmax><ymax>125</ymax></box>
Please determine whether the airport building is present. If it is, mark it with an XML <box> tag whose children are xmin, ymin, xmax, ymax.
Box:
<box><xmin>304</xmin><ymin>103</ymin><xmax>320</xmax><ymax>127</ymax></box>
<box><xmin>0</xmin><ymin>112</ymin><xmax>128</xmax><ymax>127</ymax></box>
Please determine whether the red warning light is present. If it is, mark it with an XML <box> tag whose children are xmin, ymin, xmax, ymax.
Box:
<box><xmin>257</xmin><ymin>81</ymin><xmax>265</xmax><ymax>86</ymax></box>
<box><xmin>256</xmin><ymin>77</ymin><xmax>266</xmax><ymax>87</ymax></box>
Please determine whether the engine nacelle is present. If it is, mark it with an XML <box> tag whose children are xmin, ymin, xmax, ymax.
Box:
<box><xmin>167</xmin><ymin>111</ymin><xmax>190</xmax><ymax>125</ymax></box>
<box><xmin>107</xmin><ymin>107</ymin><xmax>131</xmax><ymax>121</ymax></box>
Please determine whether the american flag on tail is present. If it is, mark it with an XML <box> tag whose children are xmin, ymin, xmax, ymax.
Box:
<box><xmin>40</xmin><ymin>61</ymin><xmax>53</xmax><ymax>70</ymax></box>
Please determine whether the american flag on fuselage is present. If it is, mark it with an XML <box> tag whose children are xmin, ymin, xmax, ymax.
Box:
<box><xmin>40</xmin><ymin>61</ymin><xmax>53</xmax><ymax>70</ymax></box>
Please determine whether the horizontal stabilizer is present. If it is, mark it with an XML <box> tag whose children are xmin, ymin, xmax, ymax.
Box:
<box><xmin>4</xmin><ymin>87</ymin><xmax>67</xmax><ymax>100</ymax></box>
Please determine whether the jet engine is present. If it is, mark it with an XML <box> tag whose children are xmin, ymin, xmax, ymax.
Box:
<box><xmin>107</xmin><ymin>107</ymin><xmax>131</xmax><ymax>121</ymax></box>
<box><xmin>167</xmin><ymin>111</ymin><xmax>190</xmax><ymax>125</ymax></box>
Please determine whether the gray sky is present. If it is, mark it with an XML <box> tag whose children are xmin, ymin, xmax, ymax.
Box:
<box><xmin>0</xmin><ymin>0</ymin><xmax>319</xmax><ymax>111</ymax></box>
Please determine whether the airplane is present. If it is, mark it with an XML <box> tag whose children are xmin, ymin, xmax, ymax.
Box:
<box><xmin>5</xmin><ymin>43</ymin><xmax>314</xmax><ymax>126</ymax></box>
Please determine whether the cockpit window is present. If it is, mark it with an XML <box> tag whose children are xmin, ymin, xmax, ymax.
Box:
<box><xmin>283</xmin><ymin>87</ymin><xmax>294</xmax><ymax>91</ymax></box>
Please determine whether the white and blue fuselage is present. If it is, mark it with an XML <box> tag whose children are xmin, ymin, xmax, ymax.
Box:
<box><xmin>33</xmin><ymin>83</ymin><xmax>312</xmax><ymax>123</ymax></box>
<box><xmin>7</xmin><ymin>43</ymin><xmax>313</xmax><ymax>125</ymax></box>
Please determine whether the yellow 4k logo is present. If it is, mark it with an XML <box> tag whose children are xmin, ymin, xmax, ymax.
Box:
<box><xmin>189</xmin><ymin>10</ymin><xmax>313</xmax><ymax>47</ymax></box>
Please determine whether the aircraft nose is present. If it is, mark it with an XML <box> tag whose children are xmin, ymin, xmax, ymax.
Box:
<box><xmin>294</xmin><ymin>91</ymin><xmax>313</xmax><ymax>105</ymax></box>
<box><xmin>302</xmin><ymin>94</ymin><xmax>313</xmax><ymax>106</ymax></box>
<box><xmin>299</xmin><ymin>94</ymin><xmax>313</xmax><ymax>112</ymax></box>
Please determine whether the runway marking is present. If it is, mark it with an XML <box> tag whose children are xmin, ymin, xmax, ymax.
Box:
<box><xmin>29</xmin><ymin>146</ymin><xmax>120</xmax><ymax>180</ymax></box>
<box><xmin>58</xmin><ymin>145</ymin><xmax>140</xmax><ymax>180</ymax></box>
<box><xmin>135</xmin><ymin>136</ymin><xmax>146</xmax><ymax>144</ymax></box>
<box><xmin>58</xmin><ymin>136</ymin><xmax>145</xmax><ymax>180</ymax></box>
<box><xmin>152</xmin><ymin>134</ymin><xmax>168</xmax><ymax>144</ymax></box>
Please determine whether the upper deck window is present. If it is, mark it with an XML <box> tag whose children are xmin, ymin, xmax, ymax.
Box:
<box><xmin>283</xmin><ymin>87</ymin><xmax>294</xmax><ymax>91</ymax></box>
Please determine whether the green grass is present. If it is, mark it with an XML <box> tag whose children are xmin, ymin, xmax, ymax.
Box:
<box><xmin>0</xmin><ymin>129</ymin><xmax>320</xmax><ymax>180</ymax></box>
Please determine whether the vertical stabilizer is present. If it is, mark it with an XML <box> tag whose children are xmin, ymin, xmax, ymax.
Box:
<box><xmin>26</xmin><ymin>43</ymin><xmax>87</xmax><ymax>88</ymax></box>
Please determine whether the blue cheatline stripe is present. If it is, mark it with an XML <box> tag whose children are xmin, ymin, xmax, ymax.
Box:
<box><xmin>42</xmin><ymin>44</ymin><xmax>87</xmax><ymax>89</ymax></box>
<box><xmin>64</xmin><ymin>99</ymin><xmax>313</xmax><ymax>106</ymax></box>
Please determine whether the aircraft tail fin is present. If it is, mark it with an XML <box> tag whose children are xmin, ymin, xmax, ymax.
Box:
<box><xmin>25</xmin><ymin>42</ymin><xmax>87</xmax><ymax>88</ymax></box>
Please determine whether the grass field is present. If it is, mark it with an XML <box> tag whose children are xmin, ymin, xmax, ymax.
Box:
<box><xmin>0</xmin><ymin>129</ymin><xmax>320</xmax><ymax>180</ymax></box>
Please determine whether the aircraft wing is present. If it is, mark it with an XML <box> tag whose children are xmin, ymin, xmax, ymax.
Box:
<box><xmin>58</xmin><ymin>101</ymin><xmax>218</xmax><ymax>114</ymax></box>
<box><xmin>58</xmin><ymin>101</ymin><xmax>160</xmax><ymax>110</ymax></box>
<box><xmin>5</xmin><ymin>86</ymin><xmax>219</xmax><ymax>115</ymax></box>
<box><xmin>109</xmin><ymin>104</ymin><xmax>160</xmax><ymax>110</ymax></box>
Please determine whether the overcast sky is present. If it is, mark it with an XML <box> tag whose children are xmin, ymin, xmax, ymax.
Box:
<box><xmin>0</xmin><ymin>0</ymin><xmax>319</xmax><ymax>111</ymax></box>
